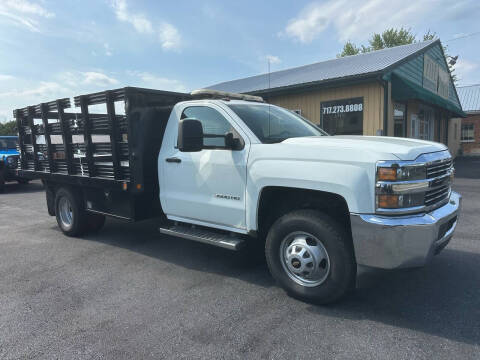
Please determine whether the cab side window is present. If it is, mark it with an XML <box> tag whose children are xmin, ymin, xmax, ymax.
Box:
<box><xmin>181</xmin><ymin>106</ymin><xmax>234</xmax><ymax>148</ymax></box>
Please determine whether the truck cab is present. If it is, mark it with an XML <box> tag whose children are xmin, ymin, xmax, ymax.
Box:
<box><xmin>14</xmin><ymin>87</ymin><xmax>461</xmax><ymax>304</ymax></box>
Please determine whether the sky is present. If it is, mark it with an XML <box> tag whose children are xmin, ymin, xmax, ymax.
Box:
<box><xmin>0</xmin><ymin>0</ymin><xmax>479</xmax><ymax>122</ymax></box>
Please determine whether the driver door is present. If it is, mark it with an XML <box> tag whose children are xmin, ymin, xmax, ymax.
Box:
<box><xmin>160</xmin><ymin>105</ymin><xmax>249</xmax><ymax>230</ymax></box>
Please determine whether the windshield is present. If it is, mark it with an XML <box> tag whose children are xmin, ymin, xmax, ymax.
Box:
<box><xmin>227</xmin><ymin>104</ymin><xmax>327</xmax><ymax>143</ymax></box>
<box><xmin>0</xmin><ymin>138</ymin><xmax>18</xmax><ymax>150</ymax></box>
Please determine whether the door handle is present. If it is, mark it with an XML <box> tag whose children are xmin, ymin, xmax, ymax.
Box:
<box><xmin>165</xmin><ymin>157</ymin><xmax>181</xmax><ymax>163</ymax></box>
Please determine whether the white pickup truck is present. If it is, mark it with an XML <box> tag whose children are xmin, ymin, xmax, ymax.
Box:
<box><xmin>15</xmin><ymin>87</ymin><xmax>461</xmax><ymax>303</ymax></box>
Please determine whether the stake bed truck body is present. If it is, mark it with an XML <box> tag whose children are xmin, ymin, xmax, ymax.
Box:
<box><xmin>14</xmin><ymin>87</ymin><xmax>461</xmax><ymax>303</ymax></box>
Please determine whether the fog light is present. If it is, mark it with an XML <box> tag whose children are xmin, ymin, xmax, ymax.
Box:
<box><xmin>378</xmin><ymin>194</ymin><xmax>399</xmax><ymax>208</ymax></box>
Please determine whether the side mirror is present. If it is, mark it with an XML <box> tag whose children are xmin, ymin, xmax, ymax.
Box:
<box><xmin>178</xmin><ymin>119</ymin><xmax>203</xmax><ymax>152</ymax></box>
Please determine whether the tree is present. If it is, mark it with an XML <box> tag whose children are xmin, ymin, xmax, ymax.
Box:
<box><xmin>0</xmin><ymin>121</ymin><xmax>17</xmax><ymax>136</ymax></box>
<box><xmin>369</xmin><ymin>28</ymin><xmax>416</xmax><ymax>50</ymax></box>
<box><xmin>338</xmin><ymin>27</ymin><xmax>457</xmax><ymax>83</ymax></box>
<box><xmin>338</xmin><ymin>27</ymin><xmax>416</xmax><ymax>56</ymax></box>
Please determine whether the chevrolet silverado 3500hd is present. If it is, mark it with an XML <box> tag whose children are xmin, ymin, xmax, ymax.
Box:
<box><xmin>15</xmin><ymin>87</ymin><xmax>461</xmax><ymax>303</ymax></box>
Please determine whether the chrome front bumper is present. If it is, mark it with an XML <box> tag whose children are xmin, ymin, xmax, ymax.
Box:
<box><xmin>350</xmin><ymin>191</ymin><xmax>462</xmax><ymax>269</ymax></box>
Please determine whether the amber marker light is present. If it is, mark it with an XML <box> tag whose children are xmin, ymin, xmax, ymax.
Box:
<box><xmin>378</xmin><ymin>194</ymin><xmax>399</xmax><ymax>208</ymax></box>
<box><xmin>377</xmin><ymin>167</ymin><xmax>397</xmax><ymax>181</ymax></box>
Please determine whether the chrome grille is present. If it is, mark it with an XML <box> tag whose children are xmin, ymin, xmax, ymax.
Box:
<box><xmin>426</xmin><ymin>159</ymin><xmax>452</xmax><ymax>179</ymax></box>
<box><xmin>7</xmin><ymin>155</ymin><xmax>19</xmax><ymax>169</ymax></box>
<box><xmin>425</xmin><ymin>156</ymin><xmax>453</xmax><ymax>209</ymax></box>
<box><xmin>425</xmin><ymin>185</ymin><xmax>450</xmax><ymax>206</ymax></box>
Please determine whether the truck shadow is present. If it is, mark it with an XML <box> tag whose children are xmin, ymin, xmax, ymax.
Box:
<box><xmin>2</xmin><ymin>180</ymin><xmax>44</xmax><ymax>194</ymax></box>
<box><xmin>309</xmin><ymin>248</ymin><xmax>480</xmax><ymax>346</ymax></box>
<box><xmin>81</xmin><ymin>220</ymin><xmax>480</xmax><ymax>346</ymax></box>
<box><xmin>81</xmin><ymin>218</ymin><xmax>274</xmax><ymax>288</ymax></box>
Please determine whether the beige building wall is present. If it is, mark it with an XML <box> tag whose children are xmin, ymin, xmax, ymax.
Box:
<box><xmin>268</xmin><ymin>82</ymin><xmax>384</xmax><ymax>136</ymax></box>
<box><xmin>448</xmin><ymin>118</ymin><xmax>461</xmax><ymax>157</ymax></box>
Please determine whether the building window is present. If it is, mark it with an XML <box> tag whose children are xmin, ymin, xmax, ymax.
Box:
<box><xmin>411</xmin><ymin>106</ymin><xmax>435</xmax><ymax>141</ymax></box>
<box><xmin>461</xmin><ymin>123</ymin><xmax>475</xmax><ymax>142</ymax></box>
<box><xmin>320</xmin><ymin>97</ymin><xmax>363</xmax><ymax>135</ymax></box>
<box><xmin>394</xmin><ymin>103</ymin><xmax>406</xmax><ymax>137</ymax></box>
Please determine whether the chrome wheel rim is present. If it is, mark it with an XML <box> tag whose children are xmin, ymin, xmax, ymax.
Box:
<box><xmin>58</xmin><ymin>196</ymin><xmax>73</xmax><ymax>228</ymax></box>
<box><xmin>280</xmin><ymin>231</ymin><xmax>330</xmax><ymax>287</ymax></box>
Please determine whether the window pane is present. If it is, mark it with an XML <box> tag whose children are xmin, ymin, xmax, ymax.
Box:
<box><xmin>228</xmin><ymin>104</ymin><xmax>324</xmax><ymax>143</ymax></box>
<box><xmin>182</xmin><ymin>106</ymin><xmax>233</xmax><ymax>147</ymax></box>
<box><xmin>321</xmin><ymin>98</ymin><xmax>363</xmax><ymax>135</ymax></box>
<box><xmin>394</xmin><ymin>103</ymin><xmax>406</xmax><ymax>137</ymax></box>
<box><xmin>461</xmin><ymin>123</ymin><xmax>474</xmax><ymax>142</ymax></box>
<box><xmin>0</xmin><ymin>137</ymin><xmax>18</xmax><ymax>149</ymax></box>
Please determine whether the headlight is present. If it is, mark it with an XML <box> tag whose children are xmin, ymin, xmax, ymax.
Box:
<box><xmin>376</xmin><ymin>162</ymin><xmax>428</xmax><ymax>214</ymax></box>
<box><xmin>7</xmin><ymin>157</ymin><xmax>15</xmax><ymax>164</ymax></box>
<box><xmin>377</xmin><ymin>164</ymin><xmax>426</xmax><ymax>181</ymax></box>
<box><xmin>377</xmin><ymin>193</ymin><xmax>425</xmax><ymax>209</ymax></box>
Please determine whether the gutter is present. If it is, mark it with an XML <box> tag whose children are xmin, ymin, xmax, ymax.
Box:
<box><xmin>247</xmin><ymin>72</ymin><xmax>383</xmax><ymax>98</ymax></box>
<box><xmin>383</xmin><ymin>80</ymin><xmax>389</xmax><ymax>136</ymax></box>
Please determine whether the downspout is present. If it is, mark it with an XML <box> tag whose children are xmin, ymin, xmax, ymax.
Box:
<box><xmin>383</xmin><ymin>80</ymin><xmax>389</xmax><ymax>136</ymax></box>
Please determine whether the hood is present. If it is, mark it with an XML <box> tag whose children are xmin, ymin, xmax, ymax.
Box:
<box><xmin>282</xmin><ymin>135</ymin><xmax>448</xmax><ymax>161</ymax></box>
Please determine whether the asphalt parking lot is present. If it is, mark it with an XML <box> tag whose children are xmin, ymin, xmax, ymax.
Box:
<box><xmin>1</xmin><ymin>158</ymin><xmax>479</xmax><ymax>359</ymax></box>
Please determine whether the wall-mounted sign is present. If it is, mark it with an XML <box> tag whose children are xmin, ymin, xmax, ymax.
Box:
<box><xmin>321</xmin><ymin>97</ymin><xmax>363</xmax><ymax>135</ymax></box>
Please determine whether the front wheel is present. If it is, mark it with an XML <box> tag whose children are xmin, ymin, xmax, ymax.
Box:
<box><xmin>265</xmin><ymin>209</ymin><xmax>356</xmax><ymax>304</ymax></box>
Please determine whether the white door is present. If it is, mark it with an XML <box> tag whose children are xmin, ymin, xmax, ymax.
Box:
<box><xmin>160</xmin><ymin>105</ymin><xmax>249</xmax><ymax>230</ymax></box>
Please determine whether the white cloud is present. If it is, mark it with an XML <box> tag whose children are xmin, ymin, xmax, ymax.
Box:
<box><xmin>110</xmin><ymin>0</ymin><xmax>181</xmax><ymax>50</ymax></box>
<box><xmin>3</xmin><ymin>0</ymin><xmax>54</xmax><ymax>18</ymax></box>
<box><xmin>0</xmin><ymin>81</ymin><xmax>64</xmax><ymax>98</ymax></box>
<box><xmin>0</xmin><ymin>9</ymin><xmax>40</xmax><ymax>31</ymax></box>
<box><xmin>128</xmin><ymin>71</ymin><xmax>187</xmax><ymax>92</ymax></box>
<box><xmin>0</xmin><ymin>74</ymin><xmax>14</xmax><ymax>81</ymax></box>
<box><xmin>265</xmin><ymin>55</ymin><xmax>281</xmax><ymax>64</ymax></box>
<box><xmin>82</xmin><ymin>72</ymin><xmax>119</xmax><ymax>86</ymax></box>
<box><xmin>158</xmin><ymin>22</ymin><xmax>181</xmax><ymax>50</ymax></box>
<box><xmin>0</xmin><ymin>70</ymin><xmax>122</xmax><ymax>121</ymax></box>
<box><xmin>455</xmin><ymin>59</ymin><xmax>479</xmax><ymax>84</ymax></box>
<box><xmin>284</xmin><ymin>0</ymin><xmax>476</xmax><ymax>44</ymax></box>
<box><xmin>111</xmin><ymin>0</ymin><xmax>153</xmax><ymax>34</ymax></box>
<box><xmin>0</xmin><ymin>70</ymin><xmax>187</xmax><ymax>122</ymax></box>
<box><xmin>104</xmin><ymin>43</ymin><xmax>113</xmax><ymax>56</ymax></box>
<box><xmin>0</xmin><ymin>0</ymin><xmax>54</xmax><ymax>32</ymax></box>
<box><xmin>284</xmin><ymin>2</ymin><xmax>339</xmax><ymax>43</ymax></box>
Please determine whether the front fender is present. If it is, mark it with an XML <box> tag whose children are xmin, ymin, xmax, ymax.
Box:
<box><xmin>246</xmin><ymin>159</ymin><xmax>375</xmax><ymax>231</ymax></box>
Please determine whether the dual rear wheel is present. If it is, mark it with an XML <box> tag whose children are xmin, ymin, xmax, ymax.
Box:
<box><xmin>54</xmin><ymin>187</ymin><xmax>105</xmax><ymax>237</ymax></box>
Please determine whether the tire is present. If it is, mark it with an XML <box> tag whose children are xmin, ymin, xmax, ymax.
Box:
<box><xmin>265</xmin><ymin>209</ymin><xmax>356</xmax><ymax>304</ymax></box>
<box><xmin>54</xmin><ymin>187</ymin><xmax>87</xmax><ymax>237</ymax></box>
<box><xmin>86</xmin><ymin>213</ymin><xmax>106</xmax><ymax>233</ymax></box>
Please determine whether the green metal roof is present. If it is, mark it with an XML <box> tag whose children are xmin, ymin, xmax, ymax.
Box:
<box><xmin>208</xmin><ymin>41</ymin><xmax>438</xmax><ymax>94</ymax></box>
